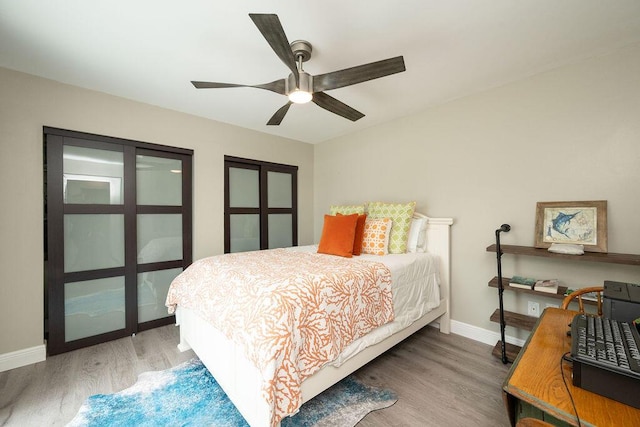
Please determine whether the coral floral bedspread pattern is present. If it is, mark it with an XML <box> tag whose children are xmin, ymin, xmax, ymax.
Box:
<box><xmin>166</xmin><ymin>248</ymin><xmax>393</xmax><ymax>426</ymax></box>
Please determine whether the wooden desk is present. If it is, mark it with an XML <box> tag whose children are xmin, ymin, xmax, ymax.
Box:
<box><xmin>503</xmin><ymin>307</ymin><xmax>640</xmax><ymax>426</ymax></box>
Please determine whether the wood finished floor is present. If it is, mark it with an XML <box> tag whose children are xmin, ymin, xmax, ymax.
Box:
<box><xmin>0</xmin><ymin>325</ymin><xmax>511</xmax><ymax>426</ymax></box>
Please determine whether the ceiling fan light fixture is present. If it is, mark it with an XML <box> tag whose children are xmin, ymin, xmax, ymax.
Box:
<box><xmin>288</xmin><ymin>89</ymin><xmax>312</xmax><ymax>104</ymax></box>
<box><xmin>286</xmin><ymin>71</ymin><xmax>313</xmax><ymax>104</ymax></box>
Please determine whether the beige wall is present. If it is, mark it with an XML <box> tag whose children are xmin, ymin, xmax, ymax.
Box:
<box><xmin>0</xmin><ymin>67</ymin><xmax>314</xmax><ymax>357</ymax></box>
<box><xmin>3</xmin><ymin>41</ymin><xmax>640</xmax><ymax>363</ymax></box>
<box><xmin>314</xmin><ymin>43</ymin><xmax>640</xmax><ymax>340</ymax></box>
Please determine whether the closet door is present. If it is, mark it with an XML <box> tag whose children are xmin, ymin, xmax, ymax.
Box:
<box><xmin>46</xmin><ymin>137</ymin><xmax>130</xmax><ymax>354</ymax></box>
<box><xmin>45</xmin><ymin>129</ymin><xmax>192</xmax><ymax>355</ymax></box>
<box><xmin>226</xmin><ymin>162</ymin><xmax>261</xmax><ymax>253</ymax></box>
<box><xmin>265</xmin><ymin>168</ymin><xmax>296</xmax><ymax>249</ymax></box>
<box><xmin>224</xmin><ymin>156</ymin><xmax>297</xmax><ymax>253</ymax></box>
<box><xmin>136</xmin><ymin>151</ymin><xmax>192</xmax><ymax>330</ymax></box>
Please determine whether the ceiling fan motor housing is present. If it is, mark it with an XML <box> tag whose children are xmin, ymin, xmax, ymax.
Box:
<box><xmin>286</xmin><ymin>72</ymin><xmax>313</xmax><ymax>97</ymax></box>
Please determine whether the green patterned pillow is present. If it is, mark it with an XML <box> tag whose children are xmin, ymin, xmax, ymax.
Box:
<box><xmin>367</xmin><ymin>201</ymin><xmax>416</xmax><ymax>254</ymax></box>
<box><xmin>329</xmin><ymin>204</ymin><xmax>365</xmax><ymax>215</ymax></box>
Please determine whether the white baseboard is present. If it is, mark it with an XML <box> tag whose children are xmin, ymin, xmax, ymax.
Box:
<box><xmin>0</xmin><ymin>344</ymin><xmax>46</xmax><ymax>373</ymax></box>
<box><xmin>450</xmin><ymin>319</ymin><xmax>526</xmax><ymax>348</ymax></box>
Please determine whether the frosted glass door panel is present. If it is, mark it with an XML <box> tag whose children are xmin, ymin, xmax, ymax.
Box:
<box><xmin>230</xmin><ymin>214</ymin><xmax>260</xmax><ymax>252</ymax></box>
<box><xmin>268</xmin><ymin>214</ymin><xmax>292</xmax><ymax>249</ymax></box>
<box><xmin>64</xmin><ymin>276</ymin><xmax>125</xmax><ymax>342</ymax></box>
<box><xmin>64</xmin><ymin>214</ymin><xmax>124</xmax><ymax>273</ymax></box>
<box><xmin>267</xmin><ymin>171</ymin><xmax>292</xmax><ymax>208</ymax></box>
<box><xmin>63</xmin><ymin>145</ymin><xmax>123</xmax><ymax>204</ymax></box>
<box><xmin>136</xmin><ymin>155</ymin><xmax>182</xmax><ymax>206</ymax></box>
<box><xmin>229</xmin><ymin>167</ymin><xmax>259</xmax><ymax>208</ymax></box>
<box><xmin>137</xmin><ymin>214</ymin><xmax>183</xmax><ymax>263</ymax></box>
<box><xmin>137</xmin><ymin>267</ymin><xmax>182</xmax><ymax>323</ymax></box>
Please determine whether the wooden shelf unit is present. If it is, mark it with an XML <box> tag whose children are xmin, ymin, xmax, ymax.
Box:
<box><xmin>486</xmin><ymin>244</ymin><xmax>640</xmax><ymax>362</ymax></box>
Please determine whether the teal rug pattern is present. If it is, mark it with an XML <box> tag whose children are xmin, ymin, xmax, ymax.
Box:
<box><xmin>68</xmin><ymin>359</ymin><xmax>397</xmax><ymax>427</ymax></box>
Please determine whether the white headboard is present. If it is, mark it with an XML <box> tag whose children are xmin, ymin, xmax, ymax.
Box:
<box><xmin>416</xmin><ymin>213</ymin><xmax>454</xmax><ymax>332</ymax></box>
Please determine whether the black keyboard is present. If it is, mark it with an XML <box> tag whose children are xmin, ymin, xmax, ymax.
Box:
<box><xmin>571</xmin><ymin>313</ymin><xmax>640</xmax><ymax>408</ymax></box>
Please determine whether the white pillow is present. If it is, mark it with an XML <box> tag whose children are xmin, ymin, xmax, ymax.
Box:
<box><xmin>406</xmin><ymin>218</ymin><xmax>422</xmax><ymax>252</ymax></box>
<box><xmin>406</xmin><ymin>217</ymin><xmax>428</xmax><ymax>253</ymax></box>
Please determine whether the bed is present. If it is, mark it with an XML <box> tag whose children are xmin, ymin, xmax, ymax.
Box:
<box><xmin>166</xmin><ymin>214</ymin><xmax>453</xmax><ymax>427</ymax></box>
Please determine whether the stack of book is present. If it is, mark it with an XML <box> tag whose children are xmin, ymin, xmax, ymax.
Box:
<box><xmin>534</xmin><ymin>279</ymin><xmax>559</xmax><ymax>294</ymax></box>
<box><xmin>508</xmin><ymin>276</ymin><xmax>559</xmax><ymax>294</ymax></box>
<box><xmin>508</xmin><ymin>276</ymin><xmax>536</xmax><ymax>290</ymax></box>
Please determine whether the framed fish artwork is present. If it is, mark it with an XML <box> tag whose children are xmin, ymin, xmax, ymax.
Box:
<box><xmin>534</xmin><ymin>200</ymin><xmax>608</xmax><ymax>253</ymax></box>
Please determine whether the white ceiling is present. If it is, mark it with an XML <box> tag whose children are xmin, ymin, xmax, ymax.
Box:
<box><xmin>2</xmin><ymin>1</ymin><xmax>640</xmax><ymax>144</ymax></box>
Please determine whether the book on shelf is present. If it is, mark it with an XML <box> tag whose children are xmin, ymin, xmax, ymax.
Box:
<box><xmin>509</xmin><ymin>275</ymin><xmax>536</xmax><ymax>290</ymax></box>
<box><xmin>534</xmin><ymin>279</ymin><xmax>559</xmax><ymax>294</ymax></box>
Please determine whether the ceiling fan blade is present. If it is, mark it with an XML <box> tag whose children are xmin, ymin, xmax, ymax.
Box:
<box><xmin>191</xmin><ymin>79</ymin><xmax>286</xmax><ymax>95</ymax></box>
<box><xmin>192</xmin><ymin>81</ymin><xmax>245</xmax><ymax>89</ymax></box>
<box><xmin>267</xmin><ymin>102</ymin><xmax>293</xmax><ymax>126</ymax></box>
<box><xmin>313</xmin><ymin>56</ymin><xmax>406</xmax><ymax>92</ymax></box>
<box><xmin>249</xmin><ymin>14</ymin><xmax>299</xmax><ymax>87</ymax></box>
<box><xmin>312</xmin><ymin>92</ymin><xmax>365</xmax><ymax>122</ymax></box>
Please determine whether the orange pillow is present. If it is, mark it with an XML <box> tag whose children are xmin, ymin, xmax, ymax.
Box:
<box><xmin>338</xmin><ymin>213</ymin><xmax>367</xmax><ymax>256</ymax></box>
<box><xmin>317</xmin><ymin>214</ymin><xmax>359</xmax><ymax>257</ymax></box>
<box><xmin>361</xmin><ymin>217</ymin><xmax>392</xmax><ymax>255</ymax></box>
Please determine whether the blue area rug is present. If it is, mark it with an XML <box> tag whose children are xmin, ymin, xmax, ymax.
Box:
<box><xmin>68</xmin><ymin>359</ymin><xmax>397</xmax><ymax>426</ymax></box>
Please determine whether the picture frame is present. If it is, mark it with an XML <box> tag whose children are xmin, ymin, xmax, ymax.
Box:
<box><xmin>534</xmin><ymin>200</ymin><xmax>607</xmax><ymax>253</ymax></box>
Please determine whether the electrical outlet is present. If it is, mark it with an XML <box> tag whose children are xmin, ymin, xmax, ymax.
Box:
<box><xmin>528</xmin><ymin>301</ymin><xmax>540</xmax><ymax>317</ymax></box>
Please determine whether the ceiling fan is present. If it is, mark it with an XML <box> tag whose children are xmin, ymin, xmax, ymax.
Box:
<box><xmin>191</xmin><ymin>13</ymin><xmax>406</xmax><ymax>126</ymax></box>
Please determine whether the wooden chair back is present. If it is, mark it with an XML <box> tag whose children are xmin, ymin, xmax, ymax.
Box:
<box><xmin>561</xmin><ymin>286</ymin><xmax>604</xmax><ymax>316</ymax></box>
